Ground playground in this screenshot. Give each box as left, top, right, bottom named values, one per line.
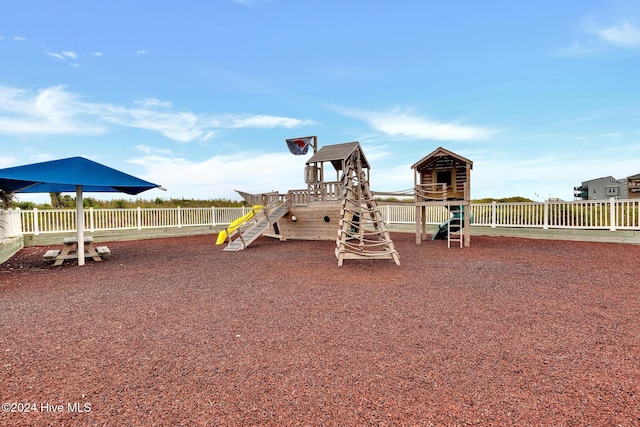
left=1, top=232, right=638, bottom=425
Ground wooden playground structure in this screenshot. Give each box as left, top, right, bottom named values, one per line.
left=412, top=147, right=473, bottom=247
left=218, top=139, right=472, bottom=265
left=222, top=140, right=399, bottom=265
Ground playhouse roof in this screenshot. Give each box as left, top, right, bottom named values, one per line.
left=307, top=141, right=370, bottom=170
left=411, top=146, right=473, bottom=170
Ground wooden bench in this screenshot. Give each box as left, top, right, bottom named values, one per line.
left=95, top=246, right=111, bottom=256
left=43, top=241, right=111, bottom=265
left=43, top=249, right=61, bottom=261
left=63, top=236, right=94, bottom=244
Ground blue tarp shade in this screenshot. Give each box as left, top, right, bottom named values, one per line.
left=0, top=156, right=160, bottom=195
left=0, top=156, right=162, bottom=266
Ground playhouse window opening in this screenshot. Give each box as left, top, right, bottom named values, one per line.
left=437, top=170, right=453, bottom=186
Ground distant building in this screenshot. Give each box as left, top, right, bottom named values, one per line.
left=628, top=173, right=640, bottom=199
left=574, top=175, right=638, bottom=200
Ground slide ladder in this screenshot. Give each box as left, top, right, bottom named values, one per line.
left=432, top=204, right=465, bottom=248
left=223, top=199, right=289, bottom=251
left=335, top=149, right=400, bottom=266
left=447, top=204, right=464, bottom=248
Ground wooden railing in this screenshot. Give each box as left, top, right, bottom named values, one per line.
left=415, top=183, right=448, bottom=201
left=288, top=181, right=344, bottom=204
left=241, top=191, right=281, bottom=207
left=307, top=181, right=343, bottom=201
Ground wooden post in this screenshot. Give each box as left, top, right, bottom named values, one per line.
left=415, top=205, right=421, bottom=244
left=464, top=182, right=470, bottom=247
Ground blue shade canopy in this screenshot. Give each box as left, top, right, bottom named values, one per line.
left=0, top=157, right=161, bottom=195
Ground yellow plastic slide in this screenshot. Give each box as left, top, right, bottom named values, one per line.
left=216, top=205, right=264, bottom=245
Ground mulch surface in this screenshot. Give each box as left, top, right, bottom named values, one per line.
left=1, top=233, right=639, bottom=426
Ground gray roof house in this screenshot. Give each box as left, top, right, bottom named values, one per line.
left=574, top=176, right=629, bottom=200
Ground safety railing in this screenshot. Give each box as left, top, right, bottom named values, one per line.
left=415, top=183, right=448, bottom=201
left=5, top=198, right=639, bottom=236
left=17, top=206, right=251, bottom=235
left=470, top=199, right=640, bottom=230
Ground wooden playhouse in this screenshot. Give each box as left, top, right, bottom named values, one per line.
left=412, top=147, right=473, bottom=247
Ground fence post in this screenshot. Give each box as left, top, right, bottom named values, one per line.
left=33, top=208, right=40, bottom=236
left=609, top=197, right=616, bottom=231
left=543, top=200, right=549, bottom=230
left=89, top=207, right=95, bottom=232
left=491, top=201, right=497, bottom=228
left=12, top=208, right=23, bottom=237
left=137, top=207, right=142, bottom=230
left=177, top=206, right=182, bottom=228
left=211, top=206, right=216, bottom=226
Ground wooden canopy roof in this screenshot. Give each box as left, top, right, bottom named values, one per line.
left=411, top=146, right=473, bottom=171
left=306, top=141, right=370, bottom=171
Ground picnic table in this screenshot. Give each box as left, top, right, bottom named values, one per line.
left=43, top=236, right=111, bottom=266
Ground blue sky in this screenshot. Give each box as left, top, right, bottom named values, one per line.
left=1, top=0, right=639, bottom=203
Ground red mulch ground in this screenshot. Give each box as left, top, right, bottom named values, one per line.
left=0, top=233, right=638, bottom=426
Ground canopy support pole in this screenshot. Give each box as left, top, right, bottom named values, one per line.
left=76, top=185, right=85, bottom=266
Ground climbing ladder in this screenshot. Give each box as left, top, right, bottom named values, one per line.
left=335, top=149, right=400, bottom=266
left=447, top=204, right=464, bottom=248
left=223, top=199, right=289, bottom=251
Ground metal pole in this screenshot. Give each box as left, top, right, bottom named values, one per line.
left=76, top=185, right=85, bottom=266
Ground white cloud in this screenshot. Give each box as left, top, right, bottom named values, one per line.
left=44, top=51, right=65, bottom=60
left=471, top=153, right=640, bottom=201
left=136, top=98, right=172, bottom=108
left=135, top=144, right=173, bottom=156
left=13, top=36, right=27, bottom=42
left=102, top=107, right=211, bottom=142
left=228, top=114, right=314, bottom=129
left=596, top=21, right=640, bottom=47
left=128, top=151, right=306, bottom=200
left=339, top=107, right=497, bottom=141
left=0, top=85, right=105, bottom=135
left=135, top=147, right=638, bottom=202
left=43, top=49, right=81, bottom=67
left=42, top=49, right=97, bottom=67
left=370, top=163, right=414, bottom=194
left=0, top=85, right=314, bottom=142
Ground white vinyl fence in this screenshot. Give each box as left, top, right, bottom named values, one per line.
left=17, top=206, right=253, bottom=235
left=0, top=209, right=22, bottom=242
left=3, top=198, right=640, bottom=237
left=469, top=199, right=640, bottom=230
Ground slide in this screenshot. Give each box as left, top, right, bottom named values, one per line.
left=432, top=216, right=461, bottom=240
left=432, top=208, right=467, bottom=240
left=216, top=205, right=264, bottom=245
